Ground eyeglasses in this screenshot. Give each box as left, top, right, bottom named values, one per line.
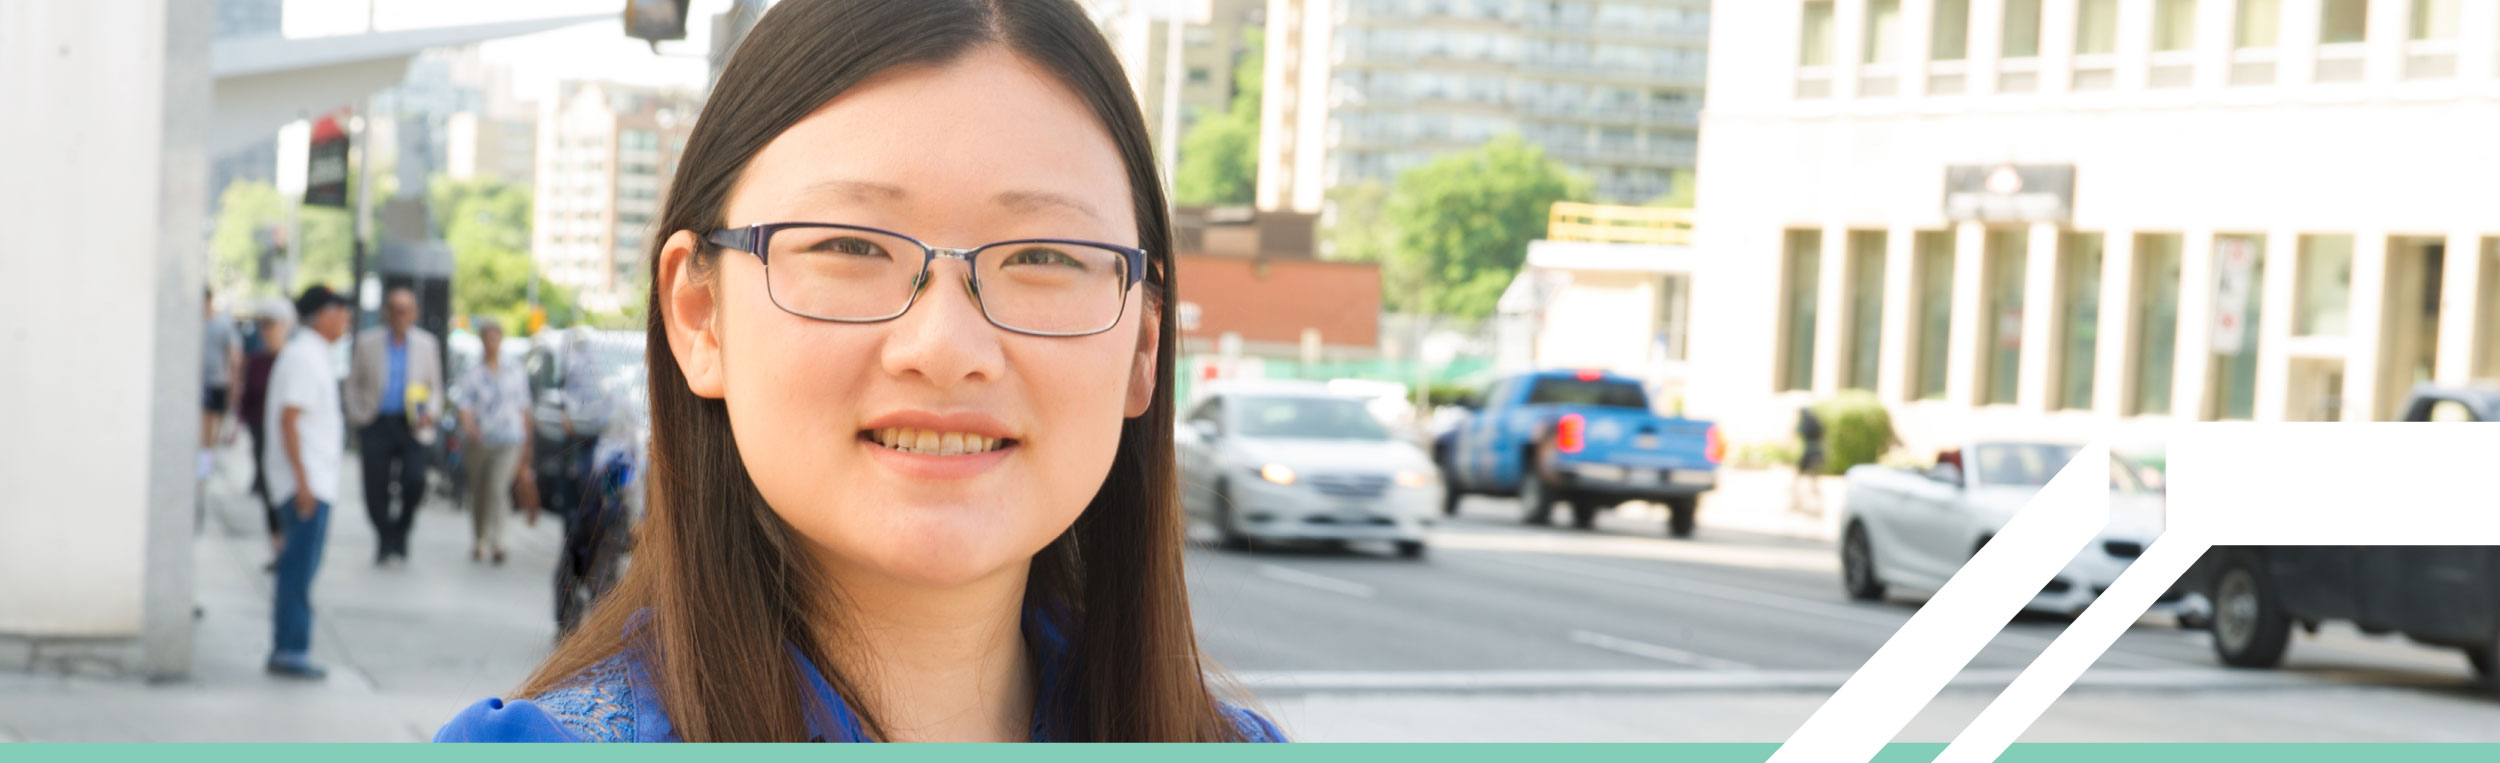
left=703, top=222, right=1150, bottom=338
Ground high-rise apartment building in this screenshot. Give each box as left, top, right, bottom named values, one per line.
left=531, top=81, right=698, bottom=313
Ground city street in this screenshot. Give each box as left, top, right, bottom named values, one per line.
left=4, top=440, right=2496, bottom=742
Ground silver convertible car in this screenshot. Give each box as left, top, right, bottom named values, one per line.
left=1178, top=382, right=1443, bottom=559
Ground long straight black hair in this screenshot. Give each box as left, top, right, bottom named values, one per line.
left=516, top=0, right=1241, bottom=742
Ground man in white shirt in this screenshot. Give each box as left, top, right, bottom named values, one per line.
left=262, top=285, right=352, bottom=680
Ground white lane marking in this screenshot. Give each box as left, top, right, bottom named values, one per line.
left=1223, top=667, right=2342, bottom=693
left=1568, top=629, right=1755, bottom=671
left=1256, top=564, right=1376, bottom=599
left=1772, top=445, right=2110, bottom=763
left=1465, top=543, right=2195, bottom=670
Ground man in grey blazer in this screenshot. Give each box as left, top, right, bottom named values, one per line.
left=346, top=286, right=444, bottom=565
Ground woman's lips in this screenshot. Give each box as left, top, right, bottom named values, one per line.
left=858, top=431, right=1017, bottom=480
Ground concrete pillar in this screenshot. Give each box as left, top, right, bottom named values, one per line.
left=2171, top=229, right=2218, bottom=421
left=2461, top=0, right=2500, bottom=81
left=2114, top=0, right=2154, bottom=89
left=2039, top=0, right=2080, bottom=92
left=1814, top=224, right=1853, bottom=396
left=2365, top=0, right=2408, bottom=86
left=2018, top=222, right=2063, bottom=412
left=1878, top=224, right=1921, bottom=404
left=1835, top=0, right=1868, bottom=99
left=2254, top=230, right=2302, bottom=422
left=0, top=0, right=209, bottom=677
left=1970, top=0, right=2006, bottom=92
left=2192, top=0, right=2237, bottom=89
left=2436, top=230, right=2487, bottom=386
left=1948, top=222, right=1988, bottom=406
left=1903, top=0, right=1938, bottom=95
left=2281, top=0, right=2323, bottom=85
left=2342, top=232, right=2392, bottom=422
left=2094, top=230, right=2139, bottom=418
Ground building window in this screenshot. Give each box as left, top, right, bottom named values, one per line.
left=2154, top=0, right=2199, bottom=50
left=2133, top=234, right=2185, bottom=417
left=1187, top=67, right=1212, bottom=85
left=2076, top=0, right=2120, bottom=55
left=1845, top=231, right=1887, bottom=392
left=1864, top=0, right=1903, bottom=63
left=2234, top=0, right=2282, bottom=84
left=2211, top=235, right=2267, bottom=421
left=2003, top=0, right=2045, bottom=58
left=1800, top=0, right=1837, bottom=101
left=2295, top=234, right=2355, bottom=336
left=1781, top=229, right=1823, bottom=392
left=2059, top=233, right=2104, bottom=411
left=2407, top=0, right=2461, bottom=78
left=2413, top=0, right=2461, bottom=38
left=2321, top=0, right=2369, bottom=43
left=1913, top=232, right=1955, bottom=401
left=1982, top=230, right=2027, bottom=406
left=1931, top=0, right=1971, bottom=60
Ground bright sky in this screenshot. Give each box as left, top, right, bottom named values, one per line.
left=282, top=0, right=742, bottom=101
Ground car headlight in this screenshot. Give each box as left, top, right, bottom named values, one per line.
left=1258, top=464, right=1297, bottom=485
left=1394, top=469, right=1435, bottom=488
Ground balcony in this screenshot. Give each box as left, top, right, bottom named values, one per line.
left=1546, top=202, right=1695, bottom=246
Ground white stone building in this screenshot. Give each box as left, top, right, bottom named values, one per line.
left=1689, top=0, right=2500, bottom=451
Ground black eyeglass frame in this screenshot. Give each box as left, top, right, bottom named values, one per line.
left=702, top=222, right=1152, bottom=338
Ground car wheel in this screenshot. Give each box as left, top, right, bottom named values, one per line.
left=1520, top=461, right=1556, bottom=526
left=2210, top=554, right=2292, bottom=668
left=1569, top=501, right=1600, bottom=530
left=1664, top=496, right=1698, bottom=539
left=1843, top=522, right=1887, bottom=601
left=1395, top=540, right=1426, bottom=560
left=1213, top=481, right=1251, bottom=552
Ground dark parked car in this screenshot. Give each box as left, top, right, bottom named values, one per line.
left=2180, top=384, right=2500, bottom=693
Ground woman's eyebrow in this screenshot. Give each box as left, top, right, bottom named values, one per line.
left=796, top=179, right=1102, bottom=223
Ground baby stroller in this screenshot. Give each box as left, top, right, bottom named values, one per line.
left=555, top=445, right=638, bottom=638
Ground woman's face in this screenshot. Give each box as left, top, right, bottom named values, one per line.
left=661, top=48, right=1158, bottom=590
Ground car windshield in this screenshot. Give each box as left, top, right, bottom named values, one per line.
left=1524, top=378, right=1648, bottom=408
left=1234, top=396, right=1392, bottom=441
left=1974, top=443, right=2081, bottom=487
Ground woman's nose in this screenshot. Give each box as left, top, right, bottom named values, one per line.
left=878, top=259, right=1005, bottom=387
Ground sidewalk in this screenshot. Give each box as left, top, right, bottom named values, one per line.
left=0, top=438, right=567, bottom=742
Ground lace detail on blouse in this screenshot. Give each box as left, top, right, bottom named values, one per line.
left=528, top=656, right=639, bottom=743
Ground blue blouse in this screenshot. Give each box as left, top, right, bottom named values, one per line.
left=434, top=608, right=1286, bottom=743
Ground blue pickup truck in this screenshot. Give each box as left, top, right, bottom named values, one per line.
left=1433, top=369, right=1723, bottom=537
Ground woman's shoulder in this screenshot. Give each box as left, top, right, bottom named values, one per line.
left=435, top=654, right=659, bottom=743
left=1219, top=701, right=1289, bottom=742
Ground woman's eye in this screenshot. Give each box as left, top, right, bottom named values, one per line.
left=804, top=237, right=888, bottom=257
left=1002, top=247, right=1086, bottom=270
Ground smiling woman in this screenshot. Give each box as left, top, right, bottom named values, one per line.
left=432, top=0, right=1282, bottom=744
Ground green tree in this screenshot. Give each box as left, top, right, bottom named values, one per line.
left=1382, top=134, right=1589, bottom=319
left=1170, top=28, right=1263, bottom=205
left=1647, top=168, right=1698, bottom=209
left=430, top=176, right=573, bottom=335
left=1320, top=180, right=1395, bottom=264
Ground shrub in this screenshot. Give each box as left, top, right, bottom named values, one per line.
left=1808, top=392, right=1895, bottom=476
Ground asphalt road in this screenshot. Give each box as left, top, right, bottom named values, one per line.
left=1185, top=493, right=2500, bottom=742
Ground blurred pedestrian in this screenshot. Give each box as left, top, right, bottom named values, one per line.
left=434, top=0, right=1282, bottom=742
left=239, top=298, right=295, bottom=569
left=264, top=284, right=352, bottom=680
left=451, top=318, right=534, bottom=564
left=346, top=286, right=443, bottom=565
left=201, top=288, right=242, bottom=481
left=1791, top=405, right=1826, bottom=515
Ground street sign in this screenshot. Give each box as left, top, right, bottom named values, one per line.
left=1943, top=164, right=2075, bottom=223
left=305, top=114, right=349, bottom=208
left=2212, top=237, right=2257, bottom=355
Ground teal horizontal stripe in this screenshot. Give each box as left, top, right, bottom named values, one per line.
left=11, top=743, right=2500, bottom=762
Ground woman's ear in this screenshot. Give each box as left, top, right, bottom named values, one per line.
left=1122, top=292, right=1162, bottom=418
left=659, top=230, right=726, bottom=399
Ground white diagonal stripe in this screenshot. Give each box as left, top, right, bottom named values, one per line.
left=1936, top=536, right=2211, bottom=762
left=1769, top=444, right=2109, bottom=763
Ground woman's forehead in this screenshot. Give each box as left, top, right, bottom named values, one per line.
left=727, top=49, right=1135, bottom=235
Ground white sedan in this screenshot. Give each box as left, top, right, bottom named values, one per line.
left=1178, top=383, right=1442, bottom=559
left=1838, top=442, right=2172, bottom=616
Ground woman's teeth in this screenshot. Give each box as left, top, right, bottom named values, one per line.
left=870, top=427, right=1008, bottom=456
